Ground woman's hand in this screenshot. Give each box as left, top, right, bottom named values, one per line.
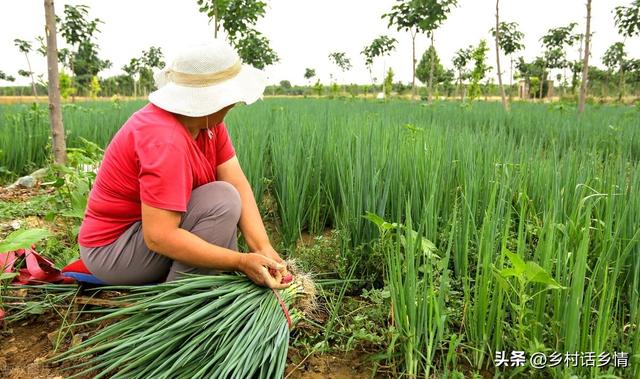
left=237, top=253, right=290, bottom=289
left=254, top=245, right=289, bottom=276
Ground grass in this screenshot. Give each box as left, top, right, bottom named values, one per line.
left=1, top=98, right=639, bottom=377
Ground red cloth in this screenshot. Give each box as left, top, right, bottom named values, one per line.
left=61, top=259, right=92, bottom=274
left=78, top=103, right=236, bottom=247
left=2, top=248, right=74, bottom=285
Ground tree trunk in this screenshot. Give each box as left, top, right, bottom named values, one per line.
left=509, top=56, right=514, bottom=100
left=214, top=13, right=219, bottom=38
left=427, top=32, right=435, bottom=104
left=618, top=66, right=625, bottom=102
left=411, top=30, right=417, bottom=100
left=578, top=0, right=591, bottom=113
left=25, top=53, right=39, bottom=100
left=44, top=0, right=67, bottom=166
left=495, top=0, right=508, bottom=111
left=539, top=63, right=546, bottom=101
left=458, top=71, right=463, bottom=101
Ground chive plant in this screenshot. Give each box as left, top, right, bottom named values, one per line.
left=51, top=274, right=315, bottom=379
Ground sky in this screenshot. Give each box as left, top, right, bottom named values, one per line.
left=1, top=0, right=639, bottom=87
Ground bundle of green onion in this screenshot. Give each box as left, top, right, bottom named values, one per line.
left=51, top=273, right=316, bottom=379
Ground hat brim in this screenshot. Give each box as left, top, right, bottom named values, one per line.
left=148, top=64, right=267, bottom=117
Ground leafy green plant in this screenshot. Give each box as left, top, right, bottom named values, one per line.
left=494, top=249, right=565, bottom=350
left=0, top=228, right=51, bottom=254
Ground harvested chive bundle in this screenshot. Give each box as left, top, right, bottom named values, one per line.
left=51, top=273, right=316, bottom=379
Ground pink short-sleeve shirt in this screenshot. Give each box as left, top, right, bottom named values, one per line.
left=78, top=103, right=236, bottom=247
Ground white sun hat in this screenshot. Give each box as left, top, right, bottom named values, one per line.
left=148, top=40, right=267, bottom=117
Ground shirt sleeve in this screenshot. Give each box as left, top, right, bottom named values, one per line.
left=215, top=122, right=236, bottom=166
left=137, top=141, right=193, bottom=212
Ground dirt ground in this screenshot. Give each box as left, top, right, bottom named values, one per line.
left=0, top=311, right=374, bottom=379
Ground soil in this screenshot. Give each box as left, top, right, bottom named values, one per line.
left=0, top=311, right=375, bottom=379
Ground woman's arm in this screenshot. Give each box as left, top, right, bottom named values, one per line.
left=141, top=203, right=287, bottom=288
left=216, top=157, right=284, bottom=265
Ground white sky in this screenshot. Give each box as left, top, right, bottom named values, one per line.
left=1, top=0, right=639, bottom=86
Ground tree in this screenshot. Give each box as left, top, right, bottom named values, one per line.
left=232, top=29, right=279, bottom=69
left=122, top=58, right=140, bottom=97
left=59, top=72, right=76, bottom=99
left=89, top=75, right=101, bottom=98
left=121, top=47, right=166, bottom=97
left=578, top=0, right=592, bottom=114
left=416, top=46, right=452, bottom=95
left=196, top=0, right=265, bottom=39
left=59, top=4, right=111, bottom=96
left=361, top=35, right=397, bottom=95
left=539, top=23, right=580, bottom=99
left=278, top=80, right=292, bottom=94
left=382, top=2, right=421, bottom=99
left=491, top=21, right=524, bottom=100
left=13, top=39, right=39, bottom=99
left=468, top=40, right=490, bottom=101
left=139, top=47, right=166, bottom=95
left=44, top=0, right=67, bottom=166
left=303, top=68, right=316, bottom=85
left=452, top=46, right=472, bottom=100
left=492, top=0, right=508, bottom=110
left=603, top=42, right=628, bottom=101
left=516, top=56, right=549, bottom=98
left=384, top=0, right=458, bottom=102
left=384, top=68, right=394, bottom=98
left=196, top=0, right=278, bottom=70
left=328, top=52, right=352, bottom=91
left=614, top=0, right=640, bottom=38
left=418, top=0, right=458, bottom=103
left=0, top=71, right=16, bottom=83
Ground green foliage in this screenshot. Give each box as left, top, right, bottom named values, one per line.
left=452, top=45, right=472, bottom=83
left=46, top=139, right=102, bottom=221
left=468, top=40, right=490, bottom=101
left=59, top=72, right=76, bottom=99
left=121, top=46, right=165, bottom=96
left=384, top=68, right=394, bottom=97
left=59, top=4, right=111, bottom=94
left=0, top=228, right=52, bottom=254
left=490, top=21, right=525, bottom=56
left=539, top=23, right=580, bottom=73
left=279, top=80, right=291, bottom=90
left=196, top=0, right=278, bottom=69
left=303, top=68, right=315, bottom=80
left=383, top=0, right=458, bottom=35
left=416, top=46, right=453, bottom=87
left=0, top=70, right=16, bottom=82
left=232, top=29, right=279, bottom=69
left=13, top=39, right=32, bottom=54
left=603, top=42, right=627, bottom=72
left=328, top=52, right=352, bottom=72
left=516, top=56, right=550, bottom=98
left=197, top=0, right=266, bottom=38
left=361, top=35, right=397, bottom=68
left=89, top=75, right=101, bottom=98
left=312, top=80, right=323, bottom=96
left=614, top=0, right=640, bottom=38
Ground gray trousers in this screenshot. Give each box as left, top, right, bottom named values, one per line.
left=80, top=181, right=242, bottom=285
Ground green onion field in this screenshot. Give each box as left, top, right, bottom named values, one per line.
left=1, top=98, right=638, bottom=377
